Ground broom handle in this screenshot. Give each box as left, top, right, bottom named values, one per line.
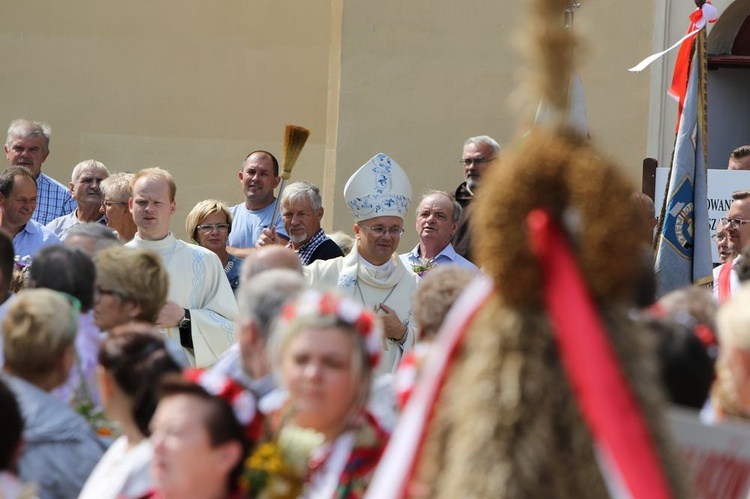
left=268, top=178, right=288, bottom=234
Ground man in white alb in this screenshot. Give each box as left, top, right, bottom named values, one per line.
left=304, top=153, right=419, bottom=374
left=125, top=167, right=237, bottom=366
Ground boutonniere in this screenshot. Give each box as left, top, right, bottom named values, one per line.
left=411, top=259, right=437, bottom=277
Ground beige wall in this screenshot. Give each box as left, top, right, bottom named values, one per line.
left=1, top=1, right=333, bottom=239
left=332, top=0, right=655, bottom=249
left=2, top=1, right=654, bottom=247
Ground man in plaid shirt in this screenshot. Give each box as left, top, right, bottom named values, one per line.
left=4, top=119, right=76, bottom=225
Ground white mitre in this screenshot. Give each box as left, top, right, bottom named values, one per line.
left=344, top=153, right=412, bottom=222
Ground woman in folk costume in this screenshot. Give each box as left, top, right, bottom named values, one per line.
left=242, top=289, right=388, bottom=498
left=365, top=0, right=688, bottom=497
left=304, top=154, right=419, bottom=375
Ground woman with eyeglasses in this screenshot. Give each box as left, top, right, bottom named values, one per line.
left=186, top=200, right=242, bottom=292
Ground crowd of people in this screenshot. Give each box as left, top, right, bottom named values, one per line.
left=0, top=118, right=489, bottom=498
left=1, top=115, right=748, bottom=498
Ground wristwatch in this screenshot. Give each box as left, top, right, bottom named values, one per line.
left=178, top=309, right=193, bottom=350
left=178, top=309, right=191, bottom=330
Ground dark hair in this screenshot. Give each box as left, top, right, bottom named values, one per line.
left=0, top=229, right=15, bottom=292
left=29, top=245, right=95, bottom=312
left=0, top=166, right=35, bottom=198
left=99, top=327, right=181, bottom=436
left=644, top=318, right=714, bottom=410
left=731, top=145, right=750, bottom=160
left=0, top=377, right=23, bottom=470
left=158, top=376, right=249, bottom=492
left=244, top=150, right=279, bottom=177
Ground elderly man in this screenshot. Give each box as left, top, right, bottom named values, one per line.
left=305, top=153, right=419, bottom=374
left=125, top=167, right=237, bottom=367
left=64, top=223, right=121, bottom=256
left=4, top=119, right=75, bottom=225
left=211, top=268, right=305, bottom=404
left=400, top=190, right=477, bottom=276
left=728, top=145, right=750, bottom=171
left=227, top=151, right=288, bottom=257
left=46, top=160, right=109, bottom=240
left=452, top=135, right=500, bottom=263
left=256, top=181, right=343, bottom=265
left=714, top=189, right=750, bottom=302
left=99, top=172, right=137, bottom=242
left=0, top=167, right=60, bottom=259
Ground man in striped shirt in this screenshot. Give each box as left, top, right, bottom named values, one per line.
left=4, top=119, right=75, bottom=225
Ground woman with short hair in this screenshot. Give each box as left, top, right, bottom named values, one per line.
left=1, top=289, right=106, bottom=498
left=146, top=374, right=250, bottom=499
left=93, top=246, right=169, bottom=332
left=186, top=200, right=242, bottom=291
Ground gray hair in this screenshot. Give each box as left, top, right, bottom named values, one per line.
left=237, top=269, right=306, bottom=340
left=464, top=135, right=500, bottom=157
left=65, top=223, right=121, bottom=252
left=280, top=181, right=322, bottom=212
left=417, top=189, right=462, bottom=223
left=6, top=119, right=52, bottom=150
left=71, top=159, right=110, bottom=183
left=100, top=172, right=134, bottom=203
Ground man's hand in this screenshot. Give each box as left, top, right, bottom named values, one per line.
left=157, top=300, right=186, bottom=328
left=379, top=303, right=407, bottom=342
left=255, top=226, right=283, bottom=248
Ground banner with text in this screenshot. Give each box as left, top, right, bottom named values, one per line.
left=655, top=168, right=750, bottom=264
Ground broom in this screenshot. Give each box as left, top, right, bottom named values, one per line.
left=269, top=124, right=311, bottom=234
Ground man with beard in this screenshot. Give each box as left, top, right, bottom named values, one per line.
left=46, top=160, right=110, bottom=240
left=255, top=181, right=343, bottom=265
left=0, top=167, right=60, bottom=260
left=451, top=135, right=499, bottom=264
left=4, top=119, right=76, bottom=225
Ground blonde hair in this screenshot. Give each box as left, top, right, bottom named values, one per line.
left=185, top=199, right=233, bottom=243
left=94, top=246, right=169, bottom=324
left=132, top=167, right=176, bottom=202
left=413, top=266, right=476, bottom=341
left=2, top=289, right=77, bottom=379
left=713, top=284, right=750, bottom=418
left=101, top=172, right=134, bottom=203
left=270, top=314, right=371, bottom=413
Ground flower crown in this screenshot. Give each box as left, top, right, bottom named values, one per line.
left=183, top=368, right=263, bottom=443
left=278, top=290, right=382, bottom=369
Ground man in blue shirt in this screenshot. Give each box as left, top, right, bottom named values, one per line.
left=400, top=190, right=478, bottom=277
left=0, top=167, right=60, bottom=260
left=4, top=119, right=76, bottom=225
left=227, top=150, right=288, bottom=258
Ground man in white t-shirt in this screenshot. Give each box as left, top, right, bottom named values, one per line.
left=227, top=151, right=288, bottom=258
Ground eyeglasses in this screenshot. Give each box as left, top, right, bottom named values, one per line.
left=720, top=217, right=750, bottom=231
left=102, top=200, right=127, bottom=207
left=712, top=233, right=728, bottom=242
left=459, top=157, right=493, bottom=166
left=358, top=224, right=404, bottom=237
left=196, top=224, right=230, bottom=233
left=95, top=286, right=120, bottom=298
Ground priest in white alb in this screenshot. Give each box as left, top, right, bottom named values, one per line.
left=304, top=153, right=419, bottom=374
left=125, top=167, right=237, bottom=367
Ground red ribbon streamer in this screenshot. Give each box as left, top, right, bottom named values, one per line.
left=527, top=209, right=672, bottom=499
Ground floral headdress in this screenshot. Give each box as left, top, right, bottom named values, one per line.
left=183, top=368, right=263, bottom=444
left=278, top=290, right=382, bottom=369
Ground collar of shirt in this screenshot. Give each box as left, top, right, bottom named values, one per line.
left=288, top=228, right=328, bottom=265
